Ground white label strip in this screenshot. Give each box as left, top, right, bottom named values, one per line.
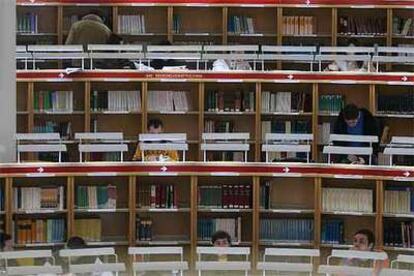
left=25, top=210, right=56, bottom=214
left=103, top=78, right=131, bottom=82
left=387, top=82, right=414, bottom=86
left=86, top=209, right=117, bottom=213
left=333, top=174, right=364, bottom=179
left=217, top=79, right=243, bottom=83
left=272, top=173, right=303, bottom=177
left=148, top=208, right=178, bottom=212
left=210, top=172, right=240, bottom=176
left=330, top=80, right=357, bottom=84
left=25, top=173, right=56, bottom=177
left=392, top=177, right=414, bottom=182
left=209, top=209, right=240, bottom=212
left=87, top=172, right=118, bottom=177
left=148, top=172, right=178, bottom=176
left=332, top=211, right=367, bottom=216
left=160, top=79, right=187, bottom=82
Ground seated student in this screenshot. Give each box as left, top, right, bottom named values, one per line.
left=133, top=119, right=179, bottom=162
left=334, top=104, right=380, bottom=164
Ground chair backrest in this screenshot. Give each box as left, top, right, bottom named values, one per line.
left=88, top=44, right=144, bottom=68
left=75, top=132, right=124, bottom=142
left=6, top=264, right=63, bottom=276
left=260, top=45, right=316, bottom=62
left=196, top=246, right=251, bottom=274
left=28, top=44, right=87, bottom=69
left=317, top=46, right=375, bottom=62
left=380, top=268, right=414, bottom=276
left=146, top=45, right=202, bottom=60
left=15, top=133, right=67, bottom=163
left=138, top=133, right=188, bottom=161
left=202, top=45, right=259, bottom=61
left=328, top=249, right=388, bottom=264
left=262, top=133, right=313, bottom=162
left=329, top=134, right=378, bottom=144
left=384, top=136, right=414, bottom=165
left=373, top=46, right=414, bottom=65
left=75, top=132, right=127, bottom=162
left=0, top=250, right=55, bottom=269
left=201, top=132, right=250, bottom=162
left=391, top=254, right=414, bottom=269
left=318, top=264, right=374, bottom=276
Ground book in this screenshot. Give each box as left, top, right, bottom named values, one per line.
left=74, top=218, right=101, bottom=242
left=198, top=184, right=252, bottom=209
left=14, top=186, right=64, bottom=211
left=198, top=217, right=241, bottom=243
left=76, top=185, right=117, bottom=209
left=260, top=218, right=313, bottom=243
left=91, top=90, right=141, bottom=113
left=321, top=219, right=344, bottom=244
left=283, top=16, right=315, bottom=35
left=15, top=219, right=65, bottom=244
left=322, top=188, right=373, bottom=213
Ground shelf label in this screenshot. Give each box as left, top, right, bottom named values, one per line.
left=329, top=80, right=357, bottom=84
left=87, top=172, right=118, bottom=177
left=24, top=209, right=56, bottom=214
left=333, top=174, right=363, bottom=179
left=392, top=177, right=414, bottom=182
left=160, top=79, right=187, bottom=82
left=25, top=173, right=56, bottom=178
left=332, top=211, right=368, bottom=216
left=86, top=209, right=117, bottom=213
left=103, top=78, right=131, bottom=82
left=209, top=209, right=240, bottom=212
left=272, top=173, right=303, bottom=177
left=148, top=208, right=178, bottom=212
left=217, top=79, right=243, bottom=83
left=148, top=172, right=178, bottom=176
left=210, top=172, right=240, bottom=176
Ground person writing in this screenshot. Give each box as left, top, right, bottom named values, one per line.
left=133, top=119, right=179, bottom=161
left=333, top=104, right=380, bottom=164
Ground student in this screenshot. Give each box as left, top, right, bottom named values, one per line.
left=65, top=13, right=111, bottom=48
left=133, top=119, right=179, bottom=161
left=333, top=104, right=380, bottom=164
left=211, top=230, right=231, bottom=248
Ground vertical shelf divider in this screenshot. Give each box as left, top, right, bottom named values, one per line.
left=129, top=175, right=137, bottom=246
left=198, top=82, right=205, bottom=161
left=252, top=175, right=260, bottom=274
left=190, top=175, right=198, bottom=273
left=312, top=83, right=319, bottom=162
left=5, top=177, right=13, bottom=236
left=375, top=179, right=384, bottom=250
left=67, top=176, right=75, bottom=239
left=255, top=82, right=262, bottom=162
left=331, top=7, right=337, bottom=46
left=222, top=7, right=228, bottom=45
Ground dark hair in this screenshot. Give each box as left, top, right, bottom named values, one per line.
left=354, top=229, right=375, bottom=247
left=343, top=104, right=359, bottom=120
left=67, top=236, right=87, bottom=249
left=211, top=230, right=231, bottom=245
left=0, top=233, right=12, bottom=250
left=147, top=118, right=163, bottom=130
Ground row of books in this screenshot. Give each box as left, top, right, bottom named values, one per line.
left=338, top=16, right=386, bottom=35
left=137, top=184, right=178, bottom=209
left=14, top=187, right=64, bottom=211
left=322, top=188, right=373, bottom=213
left=33, top=121, right=72, bottom=140
left=384, top=188, right=414, bottom=214
left=198, top=185, right=252, bottom=209
left=393, top=16, right=414, bottom=36
left=91, top=90, right=141, bottom=113
left=136, top=218, right=153, bottom=241
left=282, top=16, right=315, bottom=36
left=204, top=120, right=234, bottom=133
left=376, top=94, right=414, bottom=115
left=198, top=217, right=241, bottom=243
left=260, top=219, right=314, bottom=243
left=317, top=122, right=332, bottom=145
left=76, top=185, right=117, bottom=209
left=148, top=91, right=191, bottom=112
left=17, top=13, right=38, bottom=34
left=321, top=219, right=344, bottom=244
left=34, top=91, right=73, bottom=113
left=15, top=219, right=65, bottom=244
left=205, top=90, right=255, bottom=112
left=228, top=15, right=255, bottom=34
left=118, top=15, right=146, bottom=35
left=260, top=182, right=271, bottom=210
left=261, top=91, right=311, bottom=114
left=172, top=15, right=181, bottom=34
left=319, top=94, right=344, bottom=114
left=74, top=218, right=101, bottom=242
left=261, top=120, right=310, bottom=139
left=384, top=221, right=414, bottom=248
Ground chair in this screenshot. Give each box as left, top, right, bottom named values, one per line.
left=0, top=250, right=62, bottom=276
left=16, top=133, right=67, bottom=163
left=257, top=248, right=320, bottom=275
left=380, top=268, right=414, bottom=275
left=323, top=134, right=378, bottom=165
left=28, top=45, right=87, bottom=69
left=146, top=45, right=202, bottom=70
left=202, top=45, right=259, bottom=70
left=128, top=246, right=188, bottom=276
left=373, top=46, right=414, bottom=71
left=16, top=45, right=32, bottom=70
left=196, top=246, right=251, bottom=276
left=75, top=132, right=128, bottom=162
left=383, top=136, right=414, bottom=166
left=262, top=133, right=313, bottom=163
left=259, top=45, right=316, bottom=71
left=316, top=46, right=375, bottom=72
left=88, top=44, right=144, bottom=69
left=138, top=133, right=188, bottom=162
left=59, top=247, right=125, bottom=276
left=391, top=254, right=414, bottom=269
left=201, top=132, right=250, bottom=162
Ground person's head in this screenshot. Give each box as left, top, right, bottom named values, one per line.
left=81, top=13, right=104, bottom=24
left=211, top=230, right=231, bottom=247
left=67, top=236, right=87, bottom=249
left=0, top=233, right=12, bottom=251
left=147, top=119, right=164, bottom=134
left=353, top=229, right=375, bottom=251
left=343, top=104, right=360, bottom=128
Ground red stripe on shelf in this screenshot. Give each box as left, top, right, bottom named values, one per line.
left=16, top=71, right=414, bottom=83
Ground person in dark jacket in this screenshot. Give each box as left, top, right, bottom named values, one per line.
left=333, top=104, right=380, bottom=164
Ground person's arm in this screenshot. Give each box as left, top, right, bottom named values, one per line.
left=132, top=146, right=143, bottom=161
left=65, top=23, right=77, bottom=45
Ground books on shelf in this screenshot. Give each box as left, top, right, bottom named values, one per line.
left=15, top=219, right=65, bottom=244
left=33, top=121, right=72, bottom=140
left=319, top=94, right=344, bottom=114
left=34, top=91, right=73, bottom=113
left=384, top=187, right=414, bottom=214
left=321, top=219, right=344, bottom=244
left=338, top=16, right=386, bottom=35
left=260, top=218, right=313, bottom=243
left=198, top=184, right=252, bottom=209
left=393, top=16, right=414, bottom=36
left=204, top=120, right=234, bottom=133
left=118, top=15, right=145, bottom=35
left=261, top=91, right=311, bottom=114
left=260, top=182, right=271, bottom=210
left=173, top=14, right=181, bottom=34
left=198, top=217, right=241, bottom=243
left=283, top=16, right=315, bottom=36
left=76, top=185, right=117, bottom=210
left=148, top=91, right=190, bottom=112
left=377, top=93, right=414, bottom=115
left=206, top=90, right=254, bottom=112
left=317, top=122, right=332, bottom=145
left=136, top=217, right=152, bottom=241
left=384, top=221, right=414, bottom=248
left=14, top=187, right=64, bottom=211
left=228, top=15, right=255, bottom=34
left=322, top=188, right=373, bottom=213
left=17, top=13, right=38, bottom=34
left=91, top=90, right=141, bottom=113
left=137, top=184, right=178, bottom=209
left=74, top=218, right=101, bottom=242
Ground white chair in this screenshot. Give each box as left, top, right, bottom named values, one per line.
left=260, top=45, right=316, bottom=71
left=28, top=45, right=87, bottom=69
left=0, top=250, right=62, bottom=275
left=75, top=132, right=128, bottom=162
left=88, top=44, right=144, bottom=69
left=201, top=132, right=250, bottom=162
left=146, top=45, right=202, bottom=69
left=391, top=254, right=414, bottom=270
left=59, top=247, right=125, bottom=276
left=16, top=45, right=32, bottom=70
left=128, top=246, right=188, bottom=276
left=16, top=133, right=67, bottom=163
left=318, top=264, right=374, bottom=276
left=380, top=268, right=414, bottom=276
left=323, top=134, right=378, bottom=165
left=373, top=46, right=414, bottom=71
left=262, top=133, right=313, bottom=163
left=257, top=248, right=320, bottom=275
left=316, top=46, right=375, bottom=72
left=138, top=133, right=188, bottom=162
left=202, top=45, right=259, bottom=70
left=196, top=246, right=251, bottom=276
left=383, top=136, right=414, bottom=166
